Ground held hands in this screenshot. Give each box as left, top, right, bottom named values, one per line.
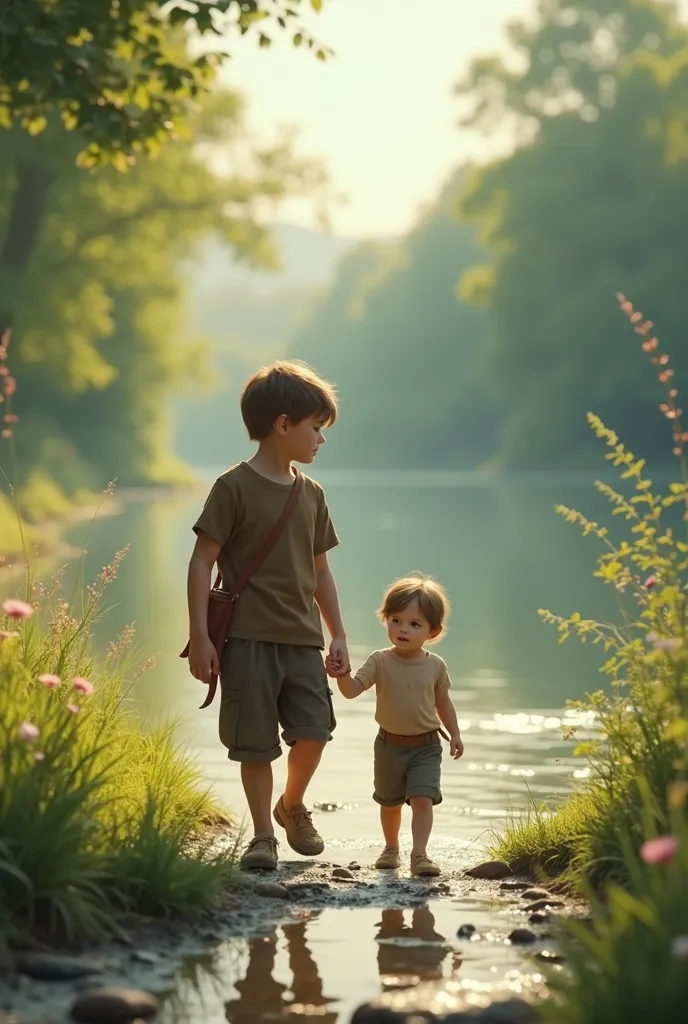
left=325, top=636, right=350, bottom=677
left=188, top=635, right=220, bottom=685
left=449, top=733, right=464, bottom=760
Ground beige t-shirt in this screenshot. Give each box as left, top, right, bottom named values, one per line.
left=193, top=462, right=339, bottom=647
left=354, top=648, right=451, bottom=735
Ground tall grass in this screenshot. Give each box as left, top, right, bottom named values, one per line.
left=0, top=540, right=235, bottom=946
left=493, top=295, right=688, bottom=891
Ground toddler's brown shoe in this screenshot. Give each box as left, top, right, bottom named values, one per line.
left=375, top=845, right=401, bottom=869
left=410, top=852, right=440, bottom=877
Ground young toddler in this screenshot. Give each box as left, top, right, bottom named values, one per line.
left=327, top=576, right=463, bottom=876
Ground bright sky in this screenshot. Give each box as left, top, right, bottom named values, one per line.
left=219, top=0, right=530, bottom=238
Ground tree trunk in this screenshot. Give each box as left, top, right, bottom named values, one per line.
left=0, top=160, right=54, bottom=344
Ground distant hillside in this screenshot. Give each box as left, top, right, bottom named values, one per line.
left=187, top=223, right=355, bottom=297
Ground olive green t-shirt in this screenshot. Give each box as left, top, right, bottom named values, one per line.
left=193, top=462, right=339, bottom=647
left=354, top=648, right=451, bottom=735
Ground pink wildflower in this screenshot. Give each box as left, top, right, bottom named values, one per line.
left=671, top=936, right=688, bottom=961
left=72, top=677, right=94, bottom=695
left=2, top=598, right=34, bottom=620
left=640, top=834, right=679, bottom=865
left=646, top=632, right=683, bottom=652
left=39, top=673, right=61, bottom=689
left=66, top=704, right=80, bottom=715
left=644, top=575, right=657, bottom=589
left=18, top=722, right=39, bottom=742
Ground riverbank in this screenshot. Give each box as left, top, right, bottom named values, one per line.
left=0, top=836, right=587, bottom=1024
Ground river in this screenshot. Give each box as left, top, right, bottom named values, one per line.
left=45, top=469, right=614, bottom=1020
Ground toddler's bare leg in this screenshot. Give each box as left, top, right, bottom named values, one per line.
left=380, top=804, right=402, bottom=847
left=409, top=796, right=433, bottom=857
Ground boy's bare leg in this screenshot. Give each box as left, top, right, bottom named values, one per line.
left=281, top=739, right=326, bottom=811
left=380, top=804, right=402, bottom=848
left=241, top=762, right=274, bottom=836
left=409, top=796, right=433, bottom=856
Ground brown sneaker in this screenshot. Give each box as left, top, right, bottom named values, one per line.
left=240, top=834, right=279, bottom=871
left=410, top=853, right=440, bottom=877
left=375, top=846, right=400, bottom=870
left=273, top=797, right=324, bottom=856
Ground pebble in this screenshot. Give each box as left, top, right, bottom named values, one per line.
left=523, top=898, right=564, bottom=913
left=254, top=881, right=290, bottom=899
left=331, top=867, right=355, bottom=880
left=348, top=862, right=362, bottom=871
left=499, top=881, right=530, bottom=891
left=286, top=882, right=331, bottom=894
left=520, top=888, right=552, bottom=901
left=457, top=924, right=477, bottom=939
left=536, top=949, right=565, bottom=964
left=508, top=928, right=537, bottom=945
left=70, top=987, right=159, bottom=1023
left=528, top=913, right=551, bottom=925
left=17, top=953, right=105, bottom=981
left=464, top=860, right=513, bottom=880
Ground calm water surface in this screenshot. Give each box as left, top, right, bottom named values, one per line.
left=22, top=470, right=615, bottom=1020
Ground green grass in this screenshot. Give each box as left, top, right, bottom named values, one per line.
left=0, top=549, right=236, bottom=946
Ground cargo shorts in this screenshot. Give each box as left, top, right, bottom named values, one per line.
left=218, top=638, right=336, bottom=763
left=373, top=733, right=443, bottom=807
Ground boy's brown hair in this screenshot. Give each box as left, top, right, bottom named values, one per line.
left=378, top=575, right=449, bottom=637
left=240, top=360, right=338, bottom=441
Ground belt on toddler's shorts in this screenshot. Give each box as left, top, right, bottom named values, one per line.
left=378, top=727, right=449, bottom=747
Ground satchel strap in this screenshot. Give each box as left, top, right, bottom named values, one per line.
left=213, top=467, right=303, bottom=597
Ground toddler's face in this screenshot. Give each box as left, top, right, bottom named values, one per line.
left=386, top=598, right=436, bottom=653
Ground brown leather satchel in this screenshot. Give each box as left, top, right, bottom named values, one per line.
left=180, top=468, right=303, bottom=708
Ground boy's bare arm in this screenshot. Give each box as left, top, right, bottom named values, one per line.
left=187, top=532, right=222, bottom=683
left=314, top=552, right=349, bottom=671
left=435, top=690, right=464, bottom=759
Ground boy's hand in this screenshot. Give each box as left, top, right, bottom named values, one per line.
left=188, top=635, right=220, bottom=684
left=449, top=733, right=464, bottom=759
left=326, top=637, right=350, bottom=677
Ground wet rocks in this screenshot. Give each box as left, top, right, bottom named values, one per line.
left=351, top=995, right=536, bottom=1022
left=464, top=860, right=512, bottom=880
left=520, top=888, right=552, bottom=901
left=536, top=950, right=565, bottom=965
left=17, top=953, right=105, bottom=981
left=528, top=913, right=550, bottom=925
left=507, top=927, right=537, bottom=945
left=253, top=881, right=290, bottom=899
left=523, top=899, right=564, bottom=913
left=70, top=987, right=158, bottom=1023
left=457, top=924, right=476, bottom=939
left=499, top=881, right=530, bottom=892
left=332, top=867, right=355, bottom=880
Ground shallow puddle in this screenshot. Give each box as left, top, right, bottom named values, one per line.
left=159, top=897, right=550, bottom=1023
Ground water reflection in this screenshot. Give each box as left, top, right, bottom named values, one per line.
left=376, top=906, right=458, bottom=986
left=224, top=918, right=338, bottom=1023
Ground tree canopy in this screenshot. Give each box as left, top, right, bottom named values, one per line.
left=456, top=0, right=688, bottom=467
left=0, top=1, right=329, bottom=167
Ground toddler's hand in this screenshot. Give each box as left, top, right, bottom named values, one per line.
left=450, top=733, right=464, bottom=759
left=326, top=637, right=350, bottom=677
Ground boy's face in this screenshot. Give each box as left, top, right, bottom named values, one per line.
left=386, top=598, right=438, bottom=654
left=278, top=413, right=328, bottom=464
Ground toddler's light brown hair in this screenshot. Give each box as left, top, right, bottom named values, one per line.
left=378, top=575, right=449, bottom=637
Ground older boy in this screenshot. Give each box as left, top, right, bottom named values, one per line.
left=187, top=361, right=348, bottom=871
